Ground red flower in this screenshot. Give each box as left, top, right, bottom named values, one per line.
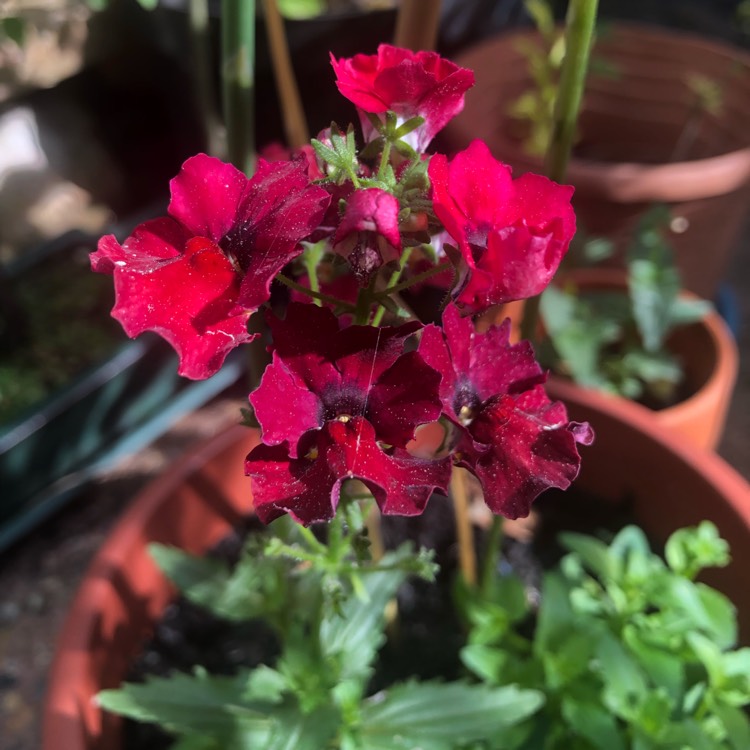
left=330, top=44, right=474, bottom=152
left=333, top=188, right=401, bottom=282
left=419, top=304, right=593, bottom=519
left=429, top=140, right=576, bottom=312
left=90, top=154, right=330, bottom=379
left=245, top=302, right=451, bottom=524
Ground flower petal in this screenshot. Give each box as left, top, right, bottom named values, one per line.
left=367, top=351, right=443, bottom=447
left=249, top=352, right=323, bottom=456
left=101, top=231, right=253, bottom=379
left=245, top=417, right=452, bottom=525
left=168, top=153, right=249, bottom=242
left=463, top=387, right=592, bottom=519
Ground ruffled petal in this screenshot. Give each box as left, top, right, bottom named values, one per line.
left=245, top=417, right=452, bottom=525
left=168, top=154, right=249, bottom=242
left=462, top=387, right=592, bottom=519
left=93, top=226, right=253, bottom=380
left=367, top=351, right=443, bottom=447
left=249, top=353, right=323, bottom=457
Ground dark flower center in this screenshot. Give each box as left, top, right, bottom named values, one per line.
left=452, top=379, right=481, bottom=425
left=322, top=383, right=367, bottom=423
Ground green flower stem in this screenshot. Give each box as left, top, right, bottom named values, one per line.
left=371, top=246, right=414, bottom=327
left=520, top=0, right=599, bottom=344
left=544, top=0, right=599, bottom=183
left=353, top=275, right=377, bottom=325
left=221, top=0, right=255, bottom=175
left=301, top=240, right=327, bottom=306
left=276, top=273, right=357, bottom=311
left=377, top=140, right=392, bottom=180
left=189, top=0, right=221, bottom=155
left=371, top=260, right=452, bottom=301
left=480, top=515, right=504, bottom=595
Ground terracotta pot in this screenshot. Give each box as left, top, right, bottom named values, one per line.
left=42, top=422, right=260, bottom=750
left=44, top=403, right=750, bottom=747
left=545, top=377, right=750, bottom=644
left=547, top=268, right=738, bottom=451
left=441, top=23, right=750, bottom=300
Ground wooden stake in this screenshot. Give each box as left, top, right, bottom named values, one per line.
left=262, top=0, right=310, bottom=148
left=394, top=0, right=442, bottom=51
left=451, top=467, right=477, bottom=586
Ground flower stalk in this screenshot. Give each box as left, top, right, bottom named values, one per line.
left=221, top=0, right=256, bottom=174
left=521, top=0, right=599, bottom=344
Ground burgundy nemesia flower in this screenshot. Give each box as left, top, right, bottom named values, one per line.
left=90, top=154, right=330, bottom=379
left=330, top=44, right=474, bottom=152
left=419, top=304, right=593, bottom=519
left=429, top=139, right=576, bottom=313
left=333, top=188, right=402, bottom=282
left=245, top=302, right=451, bottom=524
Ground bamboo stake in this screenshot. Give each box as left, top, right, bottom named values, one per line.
left=262, top=0, right=310, bottom=148
left=451, top=467, right=477, bottom=586
left=394, top=0, right=442, bottom=51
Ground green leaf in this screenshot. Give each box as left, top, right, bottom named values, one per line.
left=559, top=531, right=615, bottom=580
left=320, top=546, right=410, bottom=682
left=561, top=697, right=626, bottom=750
left=1, top=17, right=25, bottom=46
left=713, top=703, right=750, bottom=749
left=148, top=543, right=276, bottom=623
left=669, top=296, right=713, bottom=326
left=263, top=702, right=340, bottom=750
left=535, top=572, right=576, bottom=652
left=135, top=0, right=159, bottom=9
left=359, top=681, right=543, bottom=750
left=97, top=668, right=274, bottom=743
left=461, top=644, right=508, bottom=684
left=596, top=632, right=649, bottom=719
left=276, top=0, right=327, bottom=19
left=623, top=625, right=684, bottom=700
left=664, top=521, right=730, bottom=580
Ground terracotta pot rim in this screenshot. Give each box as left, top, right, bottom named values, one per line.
left=548, top=377, right=750, bottom=527
left=550, top=267, right=738, bottom=424
left=42, top=419, right=249, bottom=746
left=451, top=22, right=750, bottom=202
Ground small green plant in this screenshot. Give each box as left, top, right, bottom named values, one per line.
left=508, top=0, right=567, bottom=157
left=538, top=206, right=711, bottom=405
left=98, top=506, right=544, bottom=749
left=459, top=521, right=750, bottom=749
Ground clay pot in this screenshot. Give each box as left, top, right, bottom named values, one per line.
left=42, top=422, right=259, bottom=750
left=43, top=400, right=750, bottom=747
left=545, top=377, right=750, bottom=643
left=441, top=23, right=750, bottom=300
left=547, top=268, right=738, bottom=450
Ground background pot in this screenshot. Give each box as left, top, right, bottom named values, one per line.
left=42, top=421, right=259, bottom=750
left=44, top=398, right=750, bottom=748
left=546, top=268, right=739, bottom=451
left=440, top=22, right=750, bottom=301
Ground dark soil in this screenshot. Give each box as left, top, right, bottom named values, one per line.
left=121, top=486, right=636, bottom=749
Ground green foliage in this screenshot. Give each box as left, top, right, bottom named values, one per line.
left=460, top=522, right=750, bottom=749
left=357, top=680, right=543, bottom=750
left=539, top=206, right=712, bottom=405
left=104, top=502, right=539, bottom=748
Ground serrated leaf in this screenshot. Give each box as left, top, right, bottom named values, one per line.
left=149, top=543, right=272, bottom=623
left=359, top=681, right=543, bottom=750
left=97, top=668, right=274, bottom=743
left=461, top=644, right=508, bottom=683
left=320, top=546, right=410, bottom=681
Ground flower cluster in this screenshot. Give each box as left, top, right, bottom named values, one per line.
left=92, top=44, right=592, bottom=526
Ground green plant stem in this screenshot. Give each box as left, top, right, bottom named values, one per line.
left=544, top=0, right=599, bottom=183
left=221, top=0, right=255, bottom=174
left=371, top=261, right=452, bottom=301
left=276, top=273, right=356, bottom=311
left=480, top=516, right=504, bottom=595
left=371, top=247, right=414, bottom=326
left=521, top=0, right=599, bottom=344
left=189, top=0, right=221, bottom=156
